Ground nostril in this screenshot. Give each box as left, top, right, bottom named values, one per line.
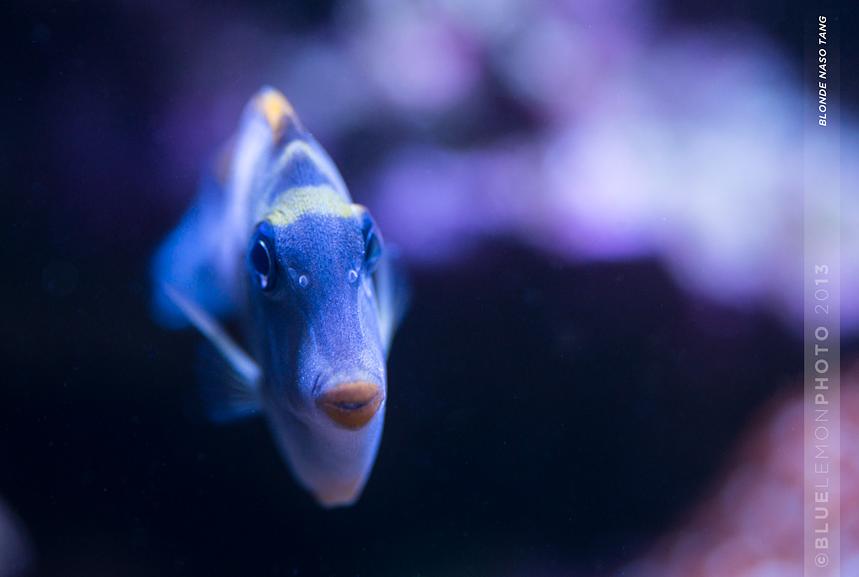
left=316, top=381, right=383, bottom=430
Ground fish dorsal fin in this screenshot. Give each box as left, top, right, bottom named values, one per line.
left=251, top=88, right=350, bottom=199
left=252, top=87, right=304, bottom=145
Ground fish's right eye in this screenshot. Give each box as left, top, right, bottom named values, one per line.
left=249, top=226, right=276, bottom=292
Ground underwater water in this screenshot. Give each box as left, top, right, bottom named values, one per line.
left=3, top=0, right=858, bottom=576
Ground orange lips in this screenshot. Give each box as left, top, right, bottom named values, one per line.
left=316, top=381, right=383, bottom=430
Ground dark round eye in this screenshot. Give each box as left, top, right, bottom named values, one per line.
left=249, top=227, right=276, bottom=291
left=364, top=230, right=383, bottom=273
left=358, top=207, right=384, bottom=274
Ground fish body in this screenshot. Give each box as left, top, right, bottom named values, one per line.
left=152, top=88, right=406, bottom=507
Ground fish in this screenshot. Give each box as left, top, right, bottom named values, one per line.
left=151, top=87, right=408, bottom=507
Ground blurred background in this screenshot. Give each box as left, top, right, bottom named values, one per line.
left=2, top=0, right=858, bottom=575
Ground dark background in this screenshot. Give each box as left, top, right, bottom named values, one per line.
left=2, top=1, right=856, bottom=576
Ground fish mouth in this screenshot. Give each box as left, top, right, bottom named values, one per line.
left=316, top=381, right=383, bottom=430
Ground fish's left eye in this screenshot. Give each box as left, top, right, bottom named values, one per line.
left=364, top=230, right=383, bottom=273
left=360, top=211, right=384, bottom=274
left=249, top=225, right=276, bottom=292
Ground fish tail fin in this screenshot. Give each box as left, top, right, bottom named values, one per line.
left=374, top=245, right=410, bottom=355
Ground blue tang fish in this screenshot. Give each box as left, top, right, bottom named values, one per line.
left=152, top=87, right=407, bottom=507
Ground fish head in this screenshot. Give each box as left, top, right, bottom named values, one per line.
left=245, top=196, right=388, bottom=505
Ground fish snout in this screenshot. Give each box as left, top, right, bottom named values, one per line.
left=316, top=381, right=383, bottom=430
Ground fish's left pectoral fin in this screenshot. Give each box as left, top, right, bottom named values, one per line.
left=161, top=284, right=262, bottom=422
left=373, top=246, right=410, bottom=356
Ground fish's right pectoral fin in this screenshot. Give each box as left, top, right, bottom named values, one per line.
left=197, top=341, right=262, bottom=424
left=161, top=284, right=262, bottom=423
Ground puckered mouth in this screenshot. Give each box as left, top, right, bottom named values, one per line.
left=315, top=381, right=383, bottom=430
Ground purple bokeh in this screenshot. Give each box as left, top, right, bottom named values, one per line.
left=50, top=0, right=858, bottom=332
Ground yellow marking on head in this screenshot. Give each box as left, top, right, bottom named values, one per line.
left=254, top=89, right=296, bottom=143
left=265, top=185, right=356, bottom=227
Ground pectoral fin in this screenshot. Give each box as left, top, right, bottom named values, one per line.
left=373, top=247, right=410, bottom=355
left=162, top=284, right=262, bottom=422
